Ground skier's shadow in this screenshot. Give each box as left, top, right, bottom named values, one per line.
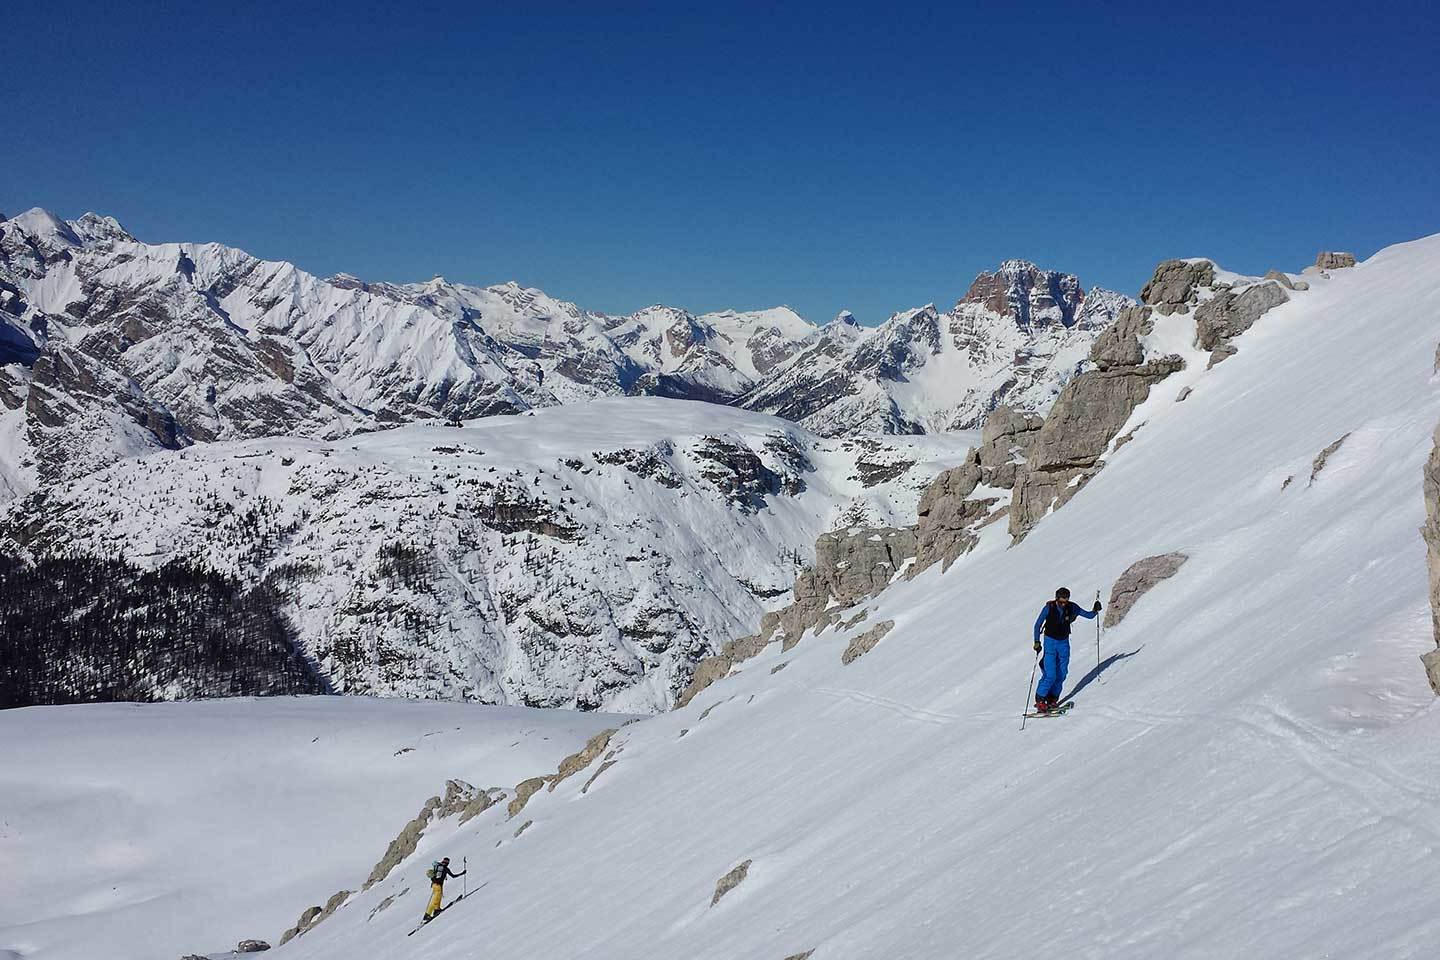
left=1060, top=646, right=1142, bottom=707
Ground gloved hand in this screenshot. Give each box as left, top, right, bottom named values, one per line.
left=1093, top=600, right=1103, bottom=613
left=1033, top=639, right=1043, bottom=654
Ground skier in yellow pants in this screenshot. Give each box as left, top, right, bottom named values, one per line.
left=423, top=857, right=466, bottom=923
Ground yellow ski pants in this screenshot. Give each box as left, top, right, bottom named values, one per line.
left=426, top=882, right=444, bottom=918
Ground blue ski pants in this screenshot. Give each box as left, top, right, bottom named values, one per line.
left=1036, top=637, right=1070, bottom=700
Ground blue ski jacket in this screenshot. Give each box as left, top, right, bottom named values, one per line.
left=1033, top=600, right=1098, bottom=643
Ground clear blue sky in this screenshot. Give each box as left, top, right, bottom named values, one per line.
left=4, top=1, right=1437, bottom=323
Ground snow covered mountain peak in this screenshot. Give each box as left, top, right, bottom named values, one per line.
left=958, top=258, right=1085, bottom=328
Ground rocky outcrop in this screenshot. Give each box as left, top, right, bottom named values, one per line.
left=1139, top=259, right=1215, bottom=315
left=548, top=728, right=617, bottom=791
left=508, top=777, right=549, bottom=819
left=910, top=406, right=1041, bottom=573
left=768, top=526, right=915, bottom=649
left=364, top=794, right=442, bottom=889
left=1194, top=281, right=1289, bottom=367
left=236, top=941, right=271, bottom=953
left=1264, top=269, right=1308, bottom=292
left=1010, top=330, right=1184, bottom=541
left=1308, top=433, right=1351, bottom=485
left=1423, top=424, right=1440, bottom=696
left=710, top=859, right=752, bottom=906
left=1106, top=554, right=1189, bottom=628
left=841, top=619, right=895, bottom=665
left=675, top=633, right=773, bottom=708
left=1315, top=251, right=1357, bottom=270
left=277, top=890, right=350, bottom=946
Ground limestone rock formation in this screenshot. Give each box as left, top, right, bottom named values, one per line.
left=841, top=619, right=896, bottom=665
left=911, top=405, right=1041, bottom=573
left=675, top=633, right=772, bottom=708
left=1423, top=424, right=1440, bottom=696
left=1194, top=281, right=1288, bottom=367
left=1263, top=269, right=1308, bottom=291
left=1309, top=433, right=1351, bottom=485
left=1315, top=251, right=1357, bottom=270
left=278, top=889, right=350, bottom=946
left=1009, top=349, right=1183, bottom=540
left=548, top=729, right=617, bottom=791
left=1139, top=259, right=1215, bottom=315
left=1106, top=554, right=1189, bottom=628
left=508, top=777, right=549, bottom=819
left=364, top=795, right=442, bottom=889
left=710, top=859, right=752, bottom=906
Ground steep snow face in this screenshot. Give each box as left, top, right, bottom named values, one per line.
left=0, top=697, right=623, bottom=960
left=244, top=235, right=1435, bottom=959
left=742, top=262, right=1132, bottom=436
left=2, top=399, right=974, bottom=712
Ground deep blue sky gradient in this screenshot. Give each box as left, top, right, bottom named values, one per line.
left=4, top=1, right=1437, bottom=323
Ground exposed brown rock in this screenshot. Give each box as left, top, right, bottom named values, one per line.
left=549, top=729, right=617, bottom=791
left=581, top=759, right=617, bottom=794
left=364, top=795, right=441, bottom=889
left=277, top=889, right=349, bottom=945
left=1140, top=259, right=1215, bottom=315
left=711, top=859, right=753, bottom=906
left=514, top=820, right=533, bottom=838
left=841, top=619, right=896, bottom=665
left=1314, top=251, right=1357, bottom=270
left=1193, top=281, right=1288, bottom=359
left=675, top=633, right=773, bottom=708
left=1423, top=423, right=1440, bottom=696
left=1309, top=433, right=1351, bottom=485
left=508, top=777, right=549, bottom=819
left=1106, top=554, right=1188, bottom=628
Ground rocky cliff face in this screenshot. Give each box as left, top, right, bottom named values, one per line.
left=1423, top=422, right=1440, bottom=695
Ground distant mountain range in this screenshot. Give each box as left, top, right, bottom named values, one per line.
left=0, top=207, right=1128, bottom=498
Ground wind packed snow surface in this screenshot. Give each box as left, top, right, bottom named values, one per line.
left=3, top=399, right=974, bottom=711
left=0, top=698, right=624, bottom=960
left=246, top=236, right=1438, bottom=959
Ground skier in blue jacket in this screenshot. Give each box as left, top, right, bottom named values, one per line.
left=1032, top=587, right=1101, bottom=713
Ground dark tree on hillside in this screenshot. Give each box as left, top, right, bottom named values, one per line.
left=0, top=554, right=329, bottom=708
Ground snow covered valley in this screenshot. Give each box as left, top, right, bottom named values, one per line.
left=4, top=235, right=1440, bottom=959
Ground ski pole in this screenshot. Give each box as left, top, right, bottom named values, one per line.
left=1020, top=647, right=1043, bottom=731
left=1096, top=590, right=1102, bottom=665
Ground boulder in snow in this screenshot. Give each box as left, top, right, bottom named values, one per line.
left=1106, top=554, right=1189, bottom=628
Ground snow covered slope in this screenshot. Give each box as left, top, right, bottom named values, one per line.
left=742, top=261, right=1132, bottom=435
left=2, top=400, right=974, bottom=711
left=0, top=697, right=623, bottom=960
left=230, top=235, right=1439, bottom=959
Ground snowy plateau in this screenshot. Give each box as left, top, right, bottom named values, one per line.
left=2, top=220, right=1440, bottom=960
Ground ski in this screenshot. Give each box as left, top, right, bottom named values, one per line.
left=406, top=883, right=488, bottom=936
left=1023, top=702, right=1075, bottom=719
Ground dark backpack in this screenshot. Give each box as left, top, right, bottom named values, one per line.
left=1043, top=600, right=1076, bottom=639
